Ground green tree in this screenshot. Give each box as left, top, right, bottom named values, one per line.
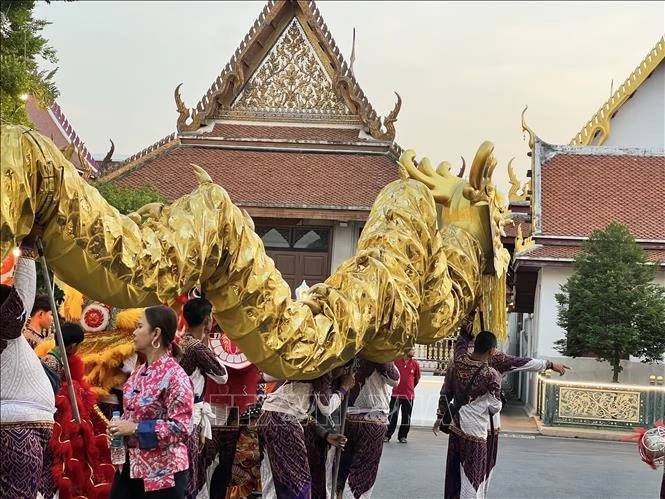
left=0, top=0, right=60, bottom=125
left=555, top=222, right=665, bottom=382
left=94, top=182, right=167, bottom=215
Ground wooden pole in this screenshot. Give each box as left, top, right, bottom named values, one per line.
left=37, top=238, right=81, bottom=424
left=330, top=357, right=358, bottom=498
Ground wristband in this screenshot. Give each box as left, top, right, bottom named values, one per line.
left=18, top=247, right=38, bottom=259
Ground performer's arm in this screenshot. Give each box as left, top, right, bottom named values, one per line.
left=195, top=343, right=228, bottom=384
left=454, top=310, right=476, bottom=362
left=436, top=366, right=455, bottom=418
left=377, top=361, right=400, bottom=388
left=490, top=352, right=567, bottom=376
left=312, top=373, right=344, bottom=417
left=135, top=371, right=194, bottom=449
left=0, top=257, right=36, bottom=351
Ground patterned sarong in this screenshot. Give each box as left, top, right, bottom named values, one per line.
left=444, top=429, right=490, bottom=499
left=337, top=415, right=387, bottom=499
left=0, top=422, right=53, bottom=499
left=304, top=420, right=330, bottom=499
left=185, top=426, right=204, bottom=499
left=258, top=410, right=311, bottom=499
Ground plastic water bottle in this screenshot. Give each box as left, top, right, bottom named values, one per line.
left=109, top=411, right=126, bottom=465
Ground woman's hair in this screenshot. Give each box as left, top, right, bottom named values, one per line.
left=61, top=322, right=85, bottom=347
left=474, top=330, right=497, bottom=354
left=144, top=305, right=181, bottom=357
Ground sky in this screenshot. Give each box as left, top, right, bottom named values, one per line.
left=34, top=1, right=664, bottom=192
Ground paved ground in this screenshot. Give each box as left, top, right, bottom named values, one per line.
left=374, top=428, right=661, bottom=498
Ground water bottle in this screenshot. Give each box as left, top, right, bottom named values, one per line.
left=109, top=411, right=126, bottom=465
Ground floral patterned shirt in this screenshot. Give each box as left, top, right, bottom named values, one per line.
left=122, top=354, right=194, bottom=491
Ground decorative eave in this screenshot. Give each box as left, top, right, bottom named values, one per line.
left=49, top=101, right=99, bottom=171
left=173, top=0, right=401, bottom=141
left=570, top=35, right=665, bottom=146
left=100, top=133, right=179, bottom=182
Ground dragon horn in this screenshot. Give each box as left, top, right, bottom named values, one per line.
left=191, top=164, right=212, bottom=185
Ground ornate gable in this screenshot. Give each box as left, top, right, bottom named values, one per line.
left=229, top=18, right=352, bottom=120
left=175, top=0, right=400, bottom=140
left=571, top=35, right=664, bottom=146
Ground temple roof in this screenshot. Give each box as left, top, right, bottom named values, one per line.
left=570, top=35, right=665, bottom=146
left=514, top=244, right=665, bottom=267
left=111, top=146, right=398, bottom=220
left=532, top=142, right=665, bottom=241
left=25, top=96, right=99, bottom=174
left=173, top=0, right=400, bottom=139
left=101, top=0, right=401, bottom=216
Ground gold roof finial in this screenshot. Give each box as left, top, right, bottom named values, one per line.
left=521, top=106, right=535, bottom=152
left=507, top=158, right=528, bottom=203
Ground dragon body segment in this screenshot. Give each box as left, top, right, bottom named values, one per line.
left=1, top=124, right=504, bottom=379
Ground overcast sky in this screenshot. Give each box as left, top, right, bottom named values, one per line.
left=34, top=1, right=664, bottom=192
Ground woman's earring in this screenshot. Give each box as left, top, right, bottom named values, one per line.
left=151, top=337, right=161, bottom=349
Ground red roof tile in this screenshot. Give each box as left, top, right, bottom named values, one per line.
left=115, top=146, right=398, bottom=209
left=25, top=97, right=96, bottom=171
left=540, top=154, right=665, bottom=240
left=202, top=124, right=364, bottom=142
left=504, top=221, right=531, bottom=239
left=516, top=244, right=665, bottom=265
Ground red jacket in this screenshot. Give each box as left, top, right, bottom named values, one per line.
left=392, top=358, right=421, bottom=400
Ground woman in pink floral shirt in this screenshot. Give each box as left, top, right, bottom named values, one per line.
left=108, top=305, right=194, bottom=498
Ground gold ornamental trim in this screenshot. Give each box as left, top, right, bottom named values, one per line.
left=557, top=386, right=641, bottom=423
left=514, top=224, right=534, bottom=253
left=230, top=18, right=351, bottom=117
left=571, top=36, right=665, bottom=146
left=174, top=0, right=400, bottom=141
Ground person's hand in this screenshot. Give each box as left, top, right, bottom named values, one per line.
left=432, top=418, right=442, bottom=436
left=551, top=363, right=570, bottom=376
left=472, top=291, right=483, bottom=311
left=18, top=223, right=45, bottom=257
left=108, top=419, right=138, bottom=438
left=341, top=373, right=355, bottom=392
left=326, top=433, right=347, bottom=449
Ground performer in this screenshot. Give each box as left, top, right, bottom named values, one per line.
left=47, top=322, right=115, bottom=499
left=0, top=244, right=57, bottom=499
left=41, top=322, right=85, bottom=378
left=108, top=306, right=194, bottom=499
left=338, top=359, right=400, bottom=499
left=435, top=308, right=569, bottom=491
left=179, top=297, right=229, bottom=499
left=23, top=294, right=53, bottom=348
left=303, top=365, right=346, bottom=499
left=225, top=403, right=263, bottom=499
left=435, top=311, right=502, bottom=499
left=258, top=371, right=354, bottom=499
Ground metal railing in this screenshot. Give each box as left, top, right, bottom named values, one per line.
left=536, top=374, right=665, bottom=430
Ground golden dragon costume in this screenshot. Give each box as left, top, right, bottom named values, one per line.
left=1, top=124, right=510, bottom=379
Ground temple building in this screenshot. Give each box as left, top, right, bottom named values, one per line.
left=508, top=35, right=665, bottom=410
left=99, top=0, right=402, bottom=292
